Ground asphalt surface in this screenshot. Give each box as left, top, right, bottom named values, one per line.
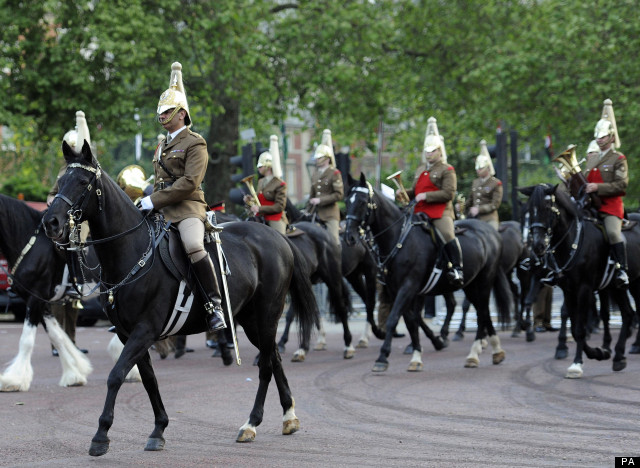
left=0, top=314, right=638, bottom=468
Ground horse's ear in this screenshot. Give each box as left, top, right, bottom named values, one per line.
left=80, top=140, right=93, bottom=164
left=359, top=172, right=367, bottom=186
left=62, top=140, right=74, bottom=162
left=517, top=185, right=535, bottom=197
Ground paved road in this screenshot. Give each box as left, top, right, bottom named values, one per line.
left=0, top=316, right=638, bottom=468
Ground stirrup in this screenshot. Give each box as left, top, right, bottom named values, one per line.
left=614, top=270, right=629, bottom=289
left=446, top=269, right=464, bottom=288
left=206, top=303, right=227, bottom=331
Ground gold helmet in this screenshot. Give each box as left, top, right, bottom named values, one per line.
left=475, top=139, right=495, bottom=175
left=422, top=116, right=447, bottom=163
left=117, top=165, right=151, bottom=202
left=586, top=139, right=599, bottom=154
left=157, top=62, right=191, bottom=127
left=314, top=128, right=336, bottom=167
left=594, top=98, right=620, bottom=148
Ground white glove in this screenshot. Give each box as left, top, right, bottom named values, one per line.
left=139, top=196, right=154, bottom=211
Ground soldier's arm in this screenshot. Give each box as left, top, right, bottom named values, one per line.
left=424, top=167, right=456, bottom=203
left=478, top=181, right=503, bottom=215
left=596, top=155, right=628, bottom=197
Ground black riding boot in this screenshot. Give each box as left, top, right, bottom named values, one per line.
left=610, top=242, right=629, bottom=289
left=444, top=238, right=464, bottom=288
left=192, top=256, right=227, bottom=332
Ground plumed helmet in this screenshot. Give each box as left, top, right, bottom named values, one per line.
left=316, top=129, right=336, bottom=167
left=75, top=110, right=91, bottom=149
left=63, top=129, right=78, bottom=149
left=594, top=98, right=620, bottom=148
left=586, top=139, right=599, bottom=154
left=157, top=62, right=191, bottom=127
left=269, top=134, right=283, bottom=178
left=475, top=139, right=495, bottom=175
left=422, top=116, right=447, bottom=163
left=257, top=151, right=272, bottom=169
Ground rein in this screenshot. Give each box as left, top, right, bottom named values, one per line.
left=531, top=195, right=584, bottom=276
left=347, top=185, right=416, bottom=282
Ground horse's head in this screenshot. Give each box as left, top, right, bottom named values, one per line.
left=344, top=172, right=374, bottom=246
left=43, top=140, right=103, bottom=243
left=519, top=183, right=561, bottom=257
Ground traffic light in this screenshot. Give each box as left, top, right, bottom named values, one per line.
left=335, top=152, right=351, bottom=187
left=228, top=143, right=255, bottom=205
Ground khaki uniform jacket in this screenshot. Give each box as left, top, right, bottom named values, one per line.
left=469, top=176, right=502, bottom=224
left=309, top=167, right=344, bottom=222
left=150, top=129, right=208, bottom=223
left=257, top=175, right=288, bottom=223
left=406, top=162, right=456, bottom=220
left=583, top=148, right=628, bottom=197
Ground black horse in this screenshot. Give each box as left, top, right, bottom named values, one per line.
left=520, top=183, right=640, bottom=378
left=442, top=220, right=525, bottom=342
left=42, top=141, right=319, bottom=455
left=279, top=199, right=381, bottom=354
left=0, top=194, right=93, bottom=391
left=344, top=174, right=512, bottom=372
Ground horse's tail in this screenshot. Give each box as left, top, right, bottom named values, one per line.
left=286, top=238, right=321, bottom=347
left=493, top=266, right=514, bottom=327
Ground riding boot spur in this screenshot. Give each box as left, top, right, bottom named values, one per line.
left=192, top=256, right=227, bottom=332
left=610, top=242, right=629, bottom=289
left=444, top=238, right=464, bottom=288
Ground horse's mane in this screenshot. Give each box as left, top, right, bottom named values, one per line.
left=0, top=194, right=44, bottom=262
left=553, top=185, right=581, bottom=219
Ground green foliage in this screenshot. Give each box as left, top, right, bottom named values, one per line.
left=1, top=0, right=640, bottom=214
left=0, top=171, right=49, bottom=201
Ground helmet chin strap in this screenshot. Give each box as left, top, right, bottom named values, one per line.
left=158, top=107, right=181, bottom=125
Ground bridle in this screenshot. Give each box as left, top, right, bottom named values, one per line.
left=528, top=191, right=584, bottom=276
left=50, top=160, right=166, bottom=305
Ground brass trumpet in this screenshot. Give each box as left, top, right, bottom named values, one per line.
left=552, top=144, right=601, bottom=210
left=240, top=174, right=261, bottom=207
left=386, top=171, right=410, bottom=205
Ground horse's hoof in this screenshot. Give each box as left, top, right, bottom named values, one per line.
left=452, top=332, right=464, bottom=342
left=236, top=428, right=256, bottom=443
left=613, top=358, right=627, bottom=372
left=440, top=337, right=449, bottom=349
left=492, top=351, right=505, bottom=365
left=480, top=339, right=488, bottom=349
left=278, top=343, right=286, bottom=354
left=291, top=353, right=305, bottom=362
left=565, top=363, right=583, bottom=379
left=222, top=353, right=233, bottom=367
left=0, top=385, right=21, bottom=392
left=464, top=357, right=479, bottom=368
left=282, top=418, right=300, bottom=435
left=555, top=348, right=568, bottom=360
left=433, top=337, right=445, bottom=351
left=601, top=348, right=612, bottom=361
left=89, top=440, right=110, bottom=457
left=403, top=344, right=413, bottom=355
left=629, top=345, right=640, bottom=354
left=356, top=339, right=368, bottom=349
left=343, top=349, right=355, bottom=359
left=407, top=361, right=423, bottom=372
left=526, top=331, right=535, bottom=342
left=314, top=342, right=327, bottom=351
left=372, top=361, right=388, bottom=372
left=144, top=437, right=165, bottom=451
left=253, top=355, right=260, bottom=366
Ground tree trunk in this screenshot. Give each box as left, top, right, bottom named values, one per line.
left=203, top=96, right=239, bottom=210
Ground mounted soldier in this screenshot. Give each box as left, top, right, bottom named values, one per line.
left=243, top=134, right=288, bottom=235
left=467, top=139, right=502, bottom=230
left=403, top=117, right=463, bottom=288
left=307, top=129, right=344, bottom=247
left=584, top=98, right=629, bottom=289
left=138, top=61, right=226, bottom=332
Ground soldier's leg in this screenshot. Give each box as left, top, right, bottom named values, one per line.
left=433, top=217, right=463, bottom=288
left=325, top=219, right=341, bottom=247
left=178, top=218, right=226, bottom=332
left=605, top=215, right=628, bottom=289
